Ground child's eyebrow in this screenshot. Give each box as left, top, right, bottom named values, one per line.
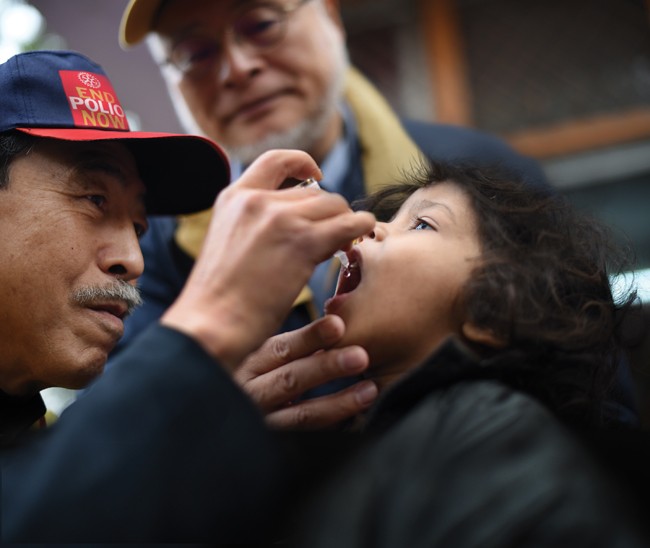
left=408, top=199, right=456, bottom=224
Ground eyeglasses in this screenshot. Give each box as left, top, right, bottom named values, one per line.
left=163, top=0, right=313, bottom=79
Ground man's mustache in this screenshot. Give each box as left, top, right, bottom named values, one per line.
left=72, top=281, right=143, bottom=317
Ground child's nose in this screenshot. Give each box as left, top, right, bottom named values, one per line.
left=358, top=222, right=387, bottom=243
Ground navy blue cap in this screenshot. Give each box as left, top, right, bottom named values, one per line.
left=0, top=50, right=230, bottom=215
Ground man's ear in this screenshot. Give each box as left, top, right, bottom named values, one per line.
left=461, top=322, right=507, bottom=349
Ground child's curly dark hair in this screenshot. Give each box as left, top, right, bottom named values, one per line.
left=358, top=160, right=637, bottom=427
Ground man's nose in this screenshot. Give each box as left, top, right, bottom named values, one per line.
left=100, top=227, right=145, bottom=282
left=217, top=35, right=264, bottom=86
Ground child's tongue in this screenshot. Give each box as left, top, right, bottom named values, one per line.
left=336, top=263, right=361, bottom=295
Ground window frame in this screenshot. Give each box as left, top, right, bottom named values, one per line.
left=419, top=0, right=650, bottom=159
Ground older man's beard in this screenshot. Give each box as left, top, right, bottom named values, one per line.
left=224, top=84, right=342, bottom=165
left=71, top=280, right=143, bottom=316
left=223, top=52, right=349, bottom=166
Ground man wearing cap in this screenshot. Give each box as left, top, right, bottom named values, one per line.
left=0, top=50, right=375, bottom=542
left=115, top=0, right=549, bottom=406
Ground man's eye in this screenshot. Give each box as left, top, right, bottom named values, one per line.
left=171, top=39, right=221, bottom=70
left=134, top=223, right=147, bottom=238
left=239, top=17, right=279, bottom=40
left=86, top=195, right=106, bottom=208
left=236, top=7, right=282, bottom=44
left=188, top=42, right=220, bottom=63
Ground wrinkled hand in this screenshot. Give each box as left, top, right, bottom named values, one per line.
left=235, top=315, right=378, bottom=430
left=162, top=150, right=376, bottom=370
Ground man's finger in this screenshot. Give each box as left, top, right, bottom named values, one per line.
left=233, top=150, right=322, bottom=191
left=243, top=345, right=369, bottom=412
left=236, top=316, right=346, bottom=378
left=307, top=211, right=375, bottom=262
left=265, top=380, right=378, bottom=430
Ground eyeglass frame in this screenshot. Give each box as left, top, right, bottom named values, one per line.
left=160, top=0, right=314, bottom=79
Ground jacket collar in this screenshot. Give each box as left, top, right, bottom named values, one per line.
left=361, top=337, right=490, bottom=434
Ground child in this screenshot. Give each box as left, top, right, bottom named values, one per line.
left=292, top=160, right=648, bottom=548
left=325, top=160, right=635, bottom=429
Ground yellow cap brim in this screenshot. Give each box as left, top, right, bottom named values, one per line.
left=119, top=0, right=164, bottom=49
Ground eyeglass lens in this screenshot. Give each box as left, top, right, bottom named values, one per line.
left=169, top=2, right=294, bottom=76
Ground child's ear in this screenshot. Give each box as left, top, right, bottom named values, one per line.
left=461, top=322, right=507, bottom=349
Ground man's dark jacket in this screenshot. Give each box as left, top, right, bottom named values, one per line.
left=2, top=325, right=284, bottom=543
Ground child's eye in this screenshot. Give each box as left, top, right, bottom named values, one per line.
left=413, top=218, right=434, bottom=231
left=86, top=195, right=106, bottom=208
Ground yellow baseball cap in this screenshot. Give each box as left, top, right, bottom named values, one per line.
left=119, top=0, right=167, bottom=48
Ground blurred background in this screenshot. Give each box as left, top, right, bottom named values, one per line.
left=2, top=0, right=650, bottom=418
left=1, top=0, right=647, bottom=270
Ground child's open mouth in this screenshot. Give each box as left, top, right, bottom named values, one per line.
left=334, top=248, right=362, bottom=296
left=325, top=248, right=362, bottom=315
left=336, top=262, right=361, bottom=295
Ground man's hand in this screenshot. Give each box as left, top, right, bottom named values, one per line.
left=235, top=315, right=378, bottom=430
left=162, top=150, right=376, bottom=370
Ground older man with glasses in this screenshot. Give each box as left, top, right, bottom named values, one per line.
left=116, top=0, right=548, bottom=426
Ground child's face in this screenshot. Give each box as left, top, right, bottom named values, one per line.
left=325, top=181, right=482, bottom=383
